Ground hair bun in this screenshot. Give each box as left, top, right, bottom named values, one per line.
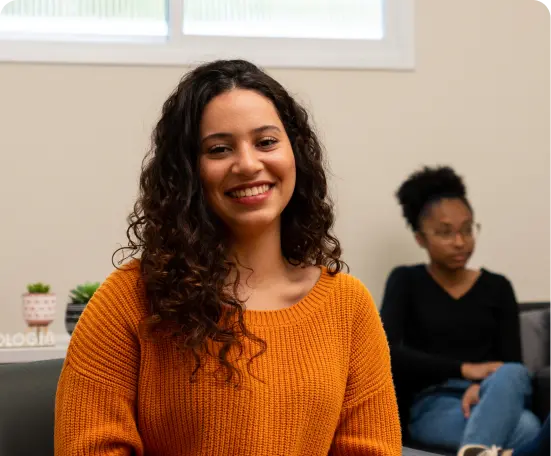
left=396, top=166, right=467, bottom=231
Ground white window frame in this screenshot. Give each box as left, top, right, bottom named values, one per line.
left=0, top=0, right=414, bottom=70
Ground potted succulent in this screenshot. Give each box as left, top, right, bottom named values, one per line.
left=22, top=283, right=56, bottom=334
left=65, top=282, right=100, bottom=335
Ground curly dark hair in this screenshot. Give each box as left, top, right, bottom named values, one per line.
left=396, top=165, right=472, bottom=231
left=116, top=59, right=345, bottom=384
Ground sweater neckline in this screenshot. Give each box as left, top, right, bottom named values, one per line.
left=421, top=264, right=488, bottom=302
left=243, top=267, right=336, bottom=328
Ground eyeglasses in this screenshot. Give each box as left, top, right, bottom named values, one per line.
left=422, top=223, right=481, bottom=244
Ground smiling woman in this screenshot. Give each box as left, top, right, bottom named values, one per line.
left=199, top=90, right=296, bottom=234
left=53, top=59, right=401, bottom=456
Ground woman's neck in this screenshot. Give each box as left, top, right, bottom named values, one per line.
left=229, top=222, right=289, bottom=288
left=427, top=262, right=469, bottom=286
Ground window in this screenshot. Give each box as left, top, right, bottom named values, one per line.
left=182, top=0, right=383, bottom=40
left=0, top=0, right=167, bottom=40
left=0, top=0, right=414, bottom=69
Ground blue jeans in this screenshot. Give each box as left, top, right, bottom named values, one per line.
left=515, top=414, right=551, bottom=456
left=409, top=363, right=541, bottom=450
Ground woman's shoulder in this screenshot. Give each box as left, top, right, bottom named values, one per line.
left=80, top=259, right=149, bottom=332
left=330, top=271, right=391, bottom=380
left=384, top=263, right=425, bottom=283
left=64, top=260, right=147, bottom=393
left=104, top=259, right=145, bottom=294
left=478, top=267, right=514, bottom=290
left=328, top=269, right=379, bottom=314
left=479, top=267, right=510, bottom=281
left=329, top=268, right=368, bottom=292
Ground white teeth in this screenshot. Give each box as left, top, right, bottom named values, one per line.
left=229, top=184, right=271, bottom=199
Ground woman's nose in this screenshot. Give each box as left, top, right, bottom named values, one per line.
left=233, top=145, right=263, bottom=176
left=453, top=232, right=466, bottom=247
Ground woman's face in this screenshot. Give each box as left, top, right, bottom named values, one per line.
left=199, top=89, right=296, bottom=237
left=416, top=198, right=476, bottom=270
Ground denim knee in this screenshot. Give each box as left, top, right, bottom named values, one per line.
left=496, top=363, right=531, bottom=381
left=488, top=363, right=532, bottom=392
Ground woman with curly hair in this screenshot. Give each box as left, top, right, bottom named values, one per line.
left=380, top=166, right=541, bottom=455
left=54, top=59, right=401, bottom=456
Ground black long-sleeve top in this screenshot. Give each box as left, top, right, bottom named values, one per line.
left=380, top=265, right=522, bottom=418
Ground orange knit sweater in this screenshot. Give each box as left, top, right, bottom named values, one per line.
left=55, top=263, right=401, bottom=455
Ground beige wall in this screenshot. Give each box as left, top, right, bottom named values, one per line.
left=0, top=0, right=549, bottom=335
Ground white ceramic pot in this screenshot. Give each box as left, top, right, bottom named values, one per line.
left=22, top=293, right=57, bottom=327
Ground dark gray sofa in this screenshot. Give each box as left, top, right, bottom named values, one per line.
left=519, top=302, right=550, bottom=422
left=0, top=358, right=64, bottom=456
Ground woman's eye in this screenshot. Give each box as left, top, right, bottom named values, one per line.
left=209, top=145, right=230, bottom=155
left=258, top=137, right=278, bottom=149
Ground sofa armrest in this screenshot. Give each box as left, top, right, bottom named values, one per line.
left=533, top=366, right=550, bottom=422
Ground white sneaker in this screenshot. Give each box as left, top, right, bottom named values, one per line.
left=457, top=444, right=505, bottom=456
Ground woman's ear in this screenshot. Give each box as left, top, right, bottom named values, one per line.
left=415, top=231, right=427, bottom=249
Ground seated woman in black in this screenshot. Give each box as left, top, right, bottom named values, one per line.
left=380, top=166, right=540, bottom=455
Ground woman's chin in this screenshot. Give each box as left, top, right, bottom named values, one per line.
left=447, top=258, right=469, bottom=270
left=226, top=213, right=281, bottom=236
